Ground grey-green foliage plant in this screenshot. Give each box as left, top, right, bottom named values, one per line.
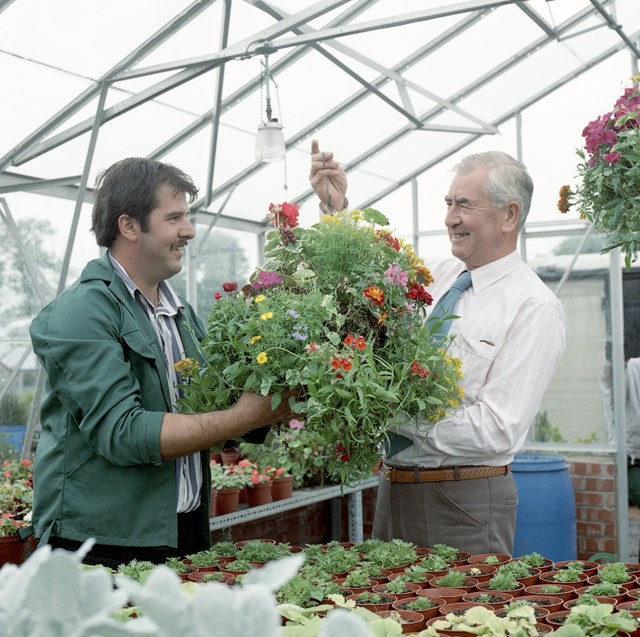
left=432, top=569, right=468, bottom=588
left=584, top=581, right=622, bottom=596
left=485, top=570, right=519, bottom=591
left=431, top=543, right=462, bottom=561
left=597, top=561, right=633, bottom=584
left=553, top=604, right=637, bottom=637
left=116, top=559, right=156, bottom=583
left=516, top=552, right=548, bottom=568
left=365, top=539, right=417, bottom=569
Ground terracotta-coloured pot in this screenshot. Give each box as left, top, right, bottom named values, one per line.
left=563, top=595, right=619, bottom=609
left=392, top=596, right=445, bottom=622
left=208, top=488, right=217, bottom=517
left=537, top=570, right=588, bottom=590
left=475, top=580, right=525, bottom=598
left=553, top=560, right=599, bottom=577
left=187, top=570, right=230, bottom=584
left=462, top=589, right=513, bottom=610
left=387, top=571, right=432, bottom=590
left=373, top=581, right=422, bottom=601
left=417, top=587, right=466, bottom=604
left=517, top=594, right=566, bottom=613
left=271, top=475, right=294, bottom=501
left=220, top=447, right=241, bottom=465
left=347, top=592, right=397, bottom=612
left=333, top=577, right=376, bottom=595
left=0, top=534, right=26, bottom=567
left=515, top=567, right=542, bottom=588
left=246, top=481, right=272, bottom=507
left=438, top=601, right=493, bottom=615
left=511, top=556, right=555, bottom=573
left=452, top=563, right=497, bottom=583
left=214, top=487, right=240, bottom=515
left=376, top=609, right=425, bottom=634
left=545, top=609, right=571, bottom=626
left=575, top=583, right=627, bottom=605
left=429, top=575, right=478, bottom=593
left=525, top=583, right=576, bottom=602
left=467, top=553, right=512, bottom=567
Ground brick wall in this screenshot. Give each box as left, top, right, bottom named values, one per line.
left=211, top=461, right=623, bottom=561
left=568, top=456, right=618, bottom=560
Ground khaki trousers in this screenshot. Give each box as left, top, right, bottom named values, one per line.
left=372, top=470, right=518, bottom=555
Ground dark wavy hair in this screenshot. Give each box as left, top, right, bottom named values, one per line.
left=91, top=157, right=199, bottom=247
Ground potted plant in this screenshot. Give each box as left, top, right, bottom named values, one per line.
left=476, top=570, right=525, bottom=596
left=462, top=590, right=514, bottom=610
left=372, top=578, right=422, bottom=600
left=392, top=595, right=445, bottom=622
left=423, top=602, right=539, bottom=637
left=209, top=460, right=250, bottom=514
left=347, top=590, right=397, bottom=612
left=551, top=603, right=637, bottom=637
left=262, top=465, right=294, bottom=501
left=335, top=568, right=378, bottom=594
left=467, top=552, right=511, bottom=566
left=430, top=569, right=478, bottom=592
left=514, top=552, right=554, bottom=572
left=116, top=559, right=156, bottom=583
left=0, top=458, right=33, bottom=566
left=452, top=563, right=497, bottom=583
left=596, top=561, right=636, bottom=585
left=525, top=582, right=576, bottom=602
left=538, top=568, right=588, bottom=589
left=375, top=609, right=426, bottom=634
left=365, top=538, right=418, bottom=572
left=430, top=543, right=470, bottom=565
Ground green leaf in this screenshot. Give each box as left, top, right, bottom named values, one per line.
left=361, top=207, right=389, bottom=227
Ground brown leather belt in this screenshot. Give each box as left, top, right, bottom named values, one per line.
left=381, top=462, right=510, bottom=483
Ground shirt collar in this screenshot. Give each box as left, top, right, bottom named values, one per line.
left=468, top=250, right=521, bottom=294
left=108, top=252, right=184, bottom=315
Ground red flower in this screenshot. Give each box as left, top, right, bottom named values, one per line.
left=335, top=443, right=350, bottom=462
left=376, top=229, right=401, bottom=251
left=406, top=282, right=433, bottom=305
left=222, top=281, right=238, bottom=293
left=411, top=361, right=431, bottom=379
left=214, top=291, right=222, bottom=300
left=331, top=358, right=341, bottom=370
left=354, top=336, right=366, bottom=351
left=340, top=358, right=353, bottom=372
left=344, top=334, right=356, bottom=347
left=364, top=285, right=385, bottom=306
left=268, top=201, right=300, bottom=228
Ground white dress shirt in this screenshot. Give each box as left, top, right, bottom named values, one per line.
left=392, top=250, right=566, bottom=468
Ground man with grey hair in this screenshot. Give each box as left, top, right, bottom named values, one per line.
left=310, top=144, right=565, bottom=555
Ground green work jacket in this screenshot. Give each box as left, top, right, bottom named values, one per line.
left=29, top=253, right=210, bottom=549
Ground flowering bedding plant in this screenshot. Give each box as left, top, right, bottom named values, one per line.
left=0, top=458, right=33, bottom=536
left=178, top=203, right=462, bottom=485
left=559, top=76, right=640, bottom=267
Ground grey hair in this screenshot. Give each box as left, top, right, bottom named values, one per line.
left=453, top=151, right=533, bottom=231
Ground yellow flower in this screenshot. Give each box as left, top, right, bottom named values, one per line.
left=349, top=209, right=363, bottom=221
left=249, top=335, right=262, bottom=344
left=254, top=295, right=266, bottom=303
left=173, top=357, right=199, bottom=378
left=256, top=352, right=268, bottom=364
left=260, top=312, right=273, bottom=320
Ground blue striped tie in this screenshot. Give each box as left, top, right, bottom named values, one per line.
left=386, top=271, right=472, bottom=458
left=428, top=270, right=472, bottom=339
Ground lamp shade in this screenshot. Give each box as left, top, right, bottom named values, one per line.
left=255, top=120, right=285, bottom=163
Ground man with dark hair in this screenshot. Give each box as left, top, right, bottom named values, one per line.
left=30, top=157, right=292, bottom=568
left=310, top=142, right=565, bottom=555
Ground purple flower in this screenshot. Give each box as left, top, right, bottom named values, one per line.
left=251, top=270, right=283, bottom=290
left=287, top=309, right=300, bottom=318
left=291, top=331, right=307, bottom=341
left=604, top=151, right=622, bottom=164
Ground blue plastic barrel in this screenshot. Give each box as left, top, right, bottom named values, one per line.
left=0, top=424, right=26, bottom=454
left=511, top=453, right=577, bottom=562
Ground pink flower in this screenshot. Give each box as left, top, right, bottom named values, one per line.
left=604, top=152, right=622, bottom=164
left=289, top=418, right=305, bottom=430
left=384, top=263, right=409, bottom=286
left=251, top=270, right=283, bottom=290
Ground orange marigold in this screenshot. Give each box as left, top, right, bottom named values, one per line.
left=363, top=285, right=385, bottom=306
